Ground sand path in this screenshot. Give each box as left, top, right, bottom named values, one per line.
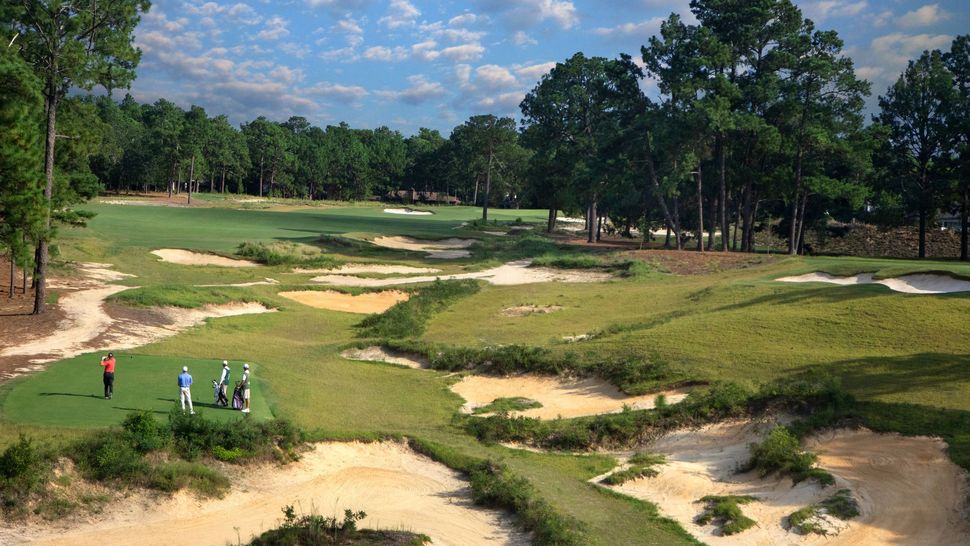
left=777, top=272, right=970, bottom=294
left=151, top=249, right=259, bottom=267
left=295, top=263, right=441, bottom=275
left=6, top=442, right=528, bottom=546
left=370, top=236, right=476, bottom=259
left=311, top=260, right=610, bottom=287
left=341, top=346, right=429, bottom=369
left=604, top=420, right=970, bottom=545
left=278, top=290, right=409, bottom=314
left=452, top=375, right=689, bottom=419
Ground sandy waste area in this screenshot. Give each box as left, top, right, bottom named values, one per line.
left=370, top=236, right=476, bottom=259
left=1, top=442, right=528, bottom=546
left=501, top=305, right=563, bottom=317
left=602, top=419, right=970, bottom=546
left=295, top=263, right=442, bottom=275
left=0, top=263, right=272, bottom=378
left=278, top=290, right=409, bottom=313
left=311, top=260, right=610, bottom=287
left=341, top=346, right=429, bottom=369
left=452, top=375, right=689, bottom=419
left=151, top=248, right=259, bottom=267
left=384, top=207, right=433, bottom=215
left=777, top=271, right=970, bottom=294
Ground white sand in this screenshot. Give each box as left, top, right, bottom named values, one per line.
left=196, top=278, right=279, bottom=287
left=777, top=271, right=970, bottom=294
left=370, top=236, right=476, bottom=259
left=384, top=207, right=433, bottom=215
left=451, top=375, right=689, bottom=419
left=310, top=260, right=610, bottom=287
left=295, top=263, right=442, bottom=275
left=603, top=420, right=970, bottom=546
left=151, top=249, right=259, bottom=267
left=278, top=290, right=409, bottom=314
left=7, top=442, right=528, bottom=546
left=341, top=346, right=428, bottom=369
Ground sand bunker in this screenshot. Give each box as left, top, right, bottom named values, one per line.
left=341, top=346, right=428, bottom=369
left=295, top=263, right=442, bottom=275
left=278, top=290, right=409, bottom=314
left=384, top=207, right=433, bottom=215
left=501, top=305, right=563, bottom=317
left=603, top=420, right=970, bottom=545
left=777, top=271, right=970, bottom=294
left=9, top=442, right=527, bottom=546
left=151, top=249, right=259, bottom=267
left=451, top=375, right=689, bottom=419
left=370, top=236, right=476, bottom=259
left=196, top=278, right=279, bottom=287
left=311, top=260, right=611, bottom=287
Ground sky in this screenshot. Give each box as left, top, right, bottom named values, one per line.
left=129, top=0, right=969, bottom=135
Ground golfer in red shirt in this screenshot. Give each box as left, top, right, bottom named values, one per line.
left=100, top=352, right=116, bottom=399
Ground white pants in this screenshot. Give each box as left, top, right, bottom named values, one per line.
left=180, top=387, right=193, bottom=412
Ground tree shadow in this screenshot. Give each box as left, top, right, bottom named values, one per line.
left=39, top=392, right=102, bottom=399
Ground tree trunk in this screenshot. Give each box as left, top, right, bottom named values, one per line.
left=596, top=214, right=603, bottom=242
left=482, top=150, right=493, bottom=222
left=708, top=196, right=717, bottom=251
left=8, top=259, right=14, bottom=299
left=695, top=166, right=704, bottom=252
left=718, top=134, right=728, bottom=251
left=673, top=195, right=682, bottom=250
left=918, top=207, right=927, bottom=259
left=472, top=176, right=479, bottom=207
left=747, top=197, right=759, bottom=252
left=665, top=224, right=671, bottom=248
left=168, top=161, right=175, bottom=198
left=547, top=207, right=557, bottom=232
left=788, top=148, right=804, bottom=255
left=187, top=155, right=195, bottom=205
left=221, top=167, right=226, bottom=194
left=795, top=192, right=809, bottom=254
left=33, top=86, right=58, bottom=315
left=588, top=197, right=598, bottom=244
left=741, top=179, right=754, bottom=252
left=961, top=186, right=968, bottom=261
left=643, top=141, right=681, bottom=246
left=258, top=155, right=264, bottom=197
left=733, top=198, right=741, bottom=251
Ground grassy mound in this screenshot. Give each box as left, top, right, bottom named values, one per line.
left=744, top=426, right=834, bottom=486
left=472, top=397, right=543, bottom=415
left=787, top=489, right=860, bottom=535
left=695, top=495, right=757, bottom=535
left=601, top=452, right=666, bottom=485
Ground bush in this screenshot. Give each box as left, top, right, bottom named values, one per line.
left=356, top=280, right=480, bottom=338
left=249, top=505, right=429, bottom=546
left=787, top=489, right=860, bottom=535
left=601, top=453, right=666, bottom=485
left=122, top=411, right=168, bottom=453
left=147, top=461, right=230, bottom=497
left=695, top=495, right=757, bottom=535
left=596, top=354, right=676, bottom=395
left=0, top=435, right=49, bottom=511
left=236, top=241, right=337, bottom=267
left=745, top=426, right=834, bottom=486
left=73, top=431, right=148, bottom=482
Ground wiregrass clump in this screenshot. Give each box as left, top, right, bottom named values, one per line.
left=787, top=489, right=860, bottom=535
left=601, top=452, right=666, bottom=485
left=247, top=505, right=430, bottom=546
left=472, top=397, right=543, bottom=415
left=695, top=495, right=757, bottom=535
left=744, top=426, right=834, bottom=486
left=236, top=241, right=338, bottom=267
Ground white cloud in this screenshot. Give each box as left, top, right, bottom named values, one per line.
left=896, top=4, right=947, bottom=28
left=411, top=40, right=440, bottom=61
left=304, top=82, right=370, bottom=103
left=379, top=0, right=421, bottom=29
left=453, top=62, right=525, bottom=114
left=475, top=64, right=518, bottom=89
left=439, top=43, right=486, bottom=61
left=227, top=3, right=262, bottom=25
left=281, top=42, right=311, bottom=59
left=305, top=0, right=371, bottom=12
left=870, top=32, right=954, bottom=65
left=256, top=16, right=289, bottom=41
left=855, top=66, right=884, bottom=80
left=377, top=75, right=447, bottom=104
left=870, top=10, right=893, bottom=28
left=802, top=1, right=868, bottom=22
left=477, top=91, right=524, bottom=110
left=514, top=61, right=555, bottom=81
left=337, top=18, right=363, bottom=34
left=448, top=13, right=482, bottom=26
left=362, top=45, right=408, bottom=61
left=476, top=0, right=578, bottom=30
left=319, top=47, right=359, bottom=62
left=512, top=31, right=537, bottom=46
left=593, top=17, right=663, bottom=39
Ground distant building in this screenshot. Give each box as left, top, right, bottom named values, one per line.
left=384, top=189, right=460, bottom=205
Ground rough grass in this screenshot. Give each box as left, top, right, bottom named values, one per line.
left=601, top=453, right=666, bottom=485
left=108, top=285, right=276, bottom=308
left=787, top=489, right=860, bottom=535
left=695, top=495, right=757, bottom=535
left=236, top=241, right=338, bottom=268
left=356, top=280, right=480, bottom=338
left=472, top=397, right=543, bottom=415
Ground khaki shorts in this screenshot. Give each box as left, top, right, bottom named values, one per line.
left=243, top=388, right=250, bottom=400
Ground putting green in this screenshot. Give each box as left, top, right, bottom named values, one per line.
left=1, top=354, right=271, bottom=427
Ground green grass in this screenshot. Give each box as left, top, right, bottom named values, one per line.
left=787, top=489, right=860, bottom=535
left=601, top=453, right=666, bottom=485
left=472, top=397, right=543, bottom=415
left=0, top=354, right=272, bottom=427
left=695, top=495, right=757, bottom=535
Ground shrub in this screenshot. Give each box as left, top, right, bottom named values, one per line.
left=787, top=489, right=860, bottom=535
left=472, top=397, right=543, bottom=415
left=147, top=461, right=230, bottom=497
left=596, top=354, right=676, bottom=395
left=73, top=431, right=148, bottom=482
left=249, top=505, right=428, bottom=546
left=0, top=435, right=49, bottom=511
left=236, top=241, right=337, bottom=267
left=356, top=280, right=480, bottom=338
left=122, top=411, right=168, bottom=453
left=601, top=453, right=666, bottom=485
left=695, top=495, right=757, bottom=535
left=745, top=426, right=834, bottom=485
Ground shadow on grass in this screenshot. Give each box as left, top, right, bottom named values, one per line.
left=39, top=392, right=102, bottom=399
left=113, top=407, right=167, bottom=415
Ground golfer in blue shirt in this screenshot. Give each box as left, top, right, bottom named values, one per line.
left=178, top=366, right=195, bottom=415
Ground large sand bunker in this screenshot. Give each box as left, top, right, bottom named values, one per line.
left=278, top=290, right=409, bottom=314
left=370, top=236, right=476, bottom=259
left=341, top=346, right=428, bottom=369
left=7, top=442, right=528, bottom=546
left=311, top=260, right=610, bottom=287
left=151, top=249, right=259, bottom=267
left=777, top=271, right=970, bottom=294
left=603, top=420, right=970, bottom=545
left=295, top=263, right=442, bottom=275
left=384, top=207, right=433, bottom=215
left=452, top=375, right=689, bottom=419
left=0, top=263, right=273, bottom=374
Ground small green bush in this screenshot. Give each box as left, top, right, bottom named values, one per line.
left=745, top=426, right=834, bottom=485
left=695, top=495, right=757, bottom=535
left=122, top=411, right=168, bottom=453
left=74, top=431, right=149, bottom=482
left=472, top=397, right=543, bottom=415
left=147, top=461, right=230, bottom=497
left=212, top=445, right=249, bottom=462
left=788, top=489, right=860, bottom=535
left=0, top=435, right=49, bottom=512
left=601, top=453, right=666, bottom=485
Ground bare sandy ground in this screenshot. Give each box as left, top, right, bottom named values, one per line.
left=451, top=375, right=689, bottom=419
left=777, top=271, right=970, bottom=294
left=370, top=236, right=476, bottom=259
left=0, top=263, right=274, bottom=378
left=295, top=263, right=442, bottom=275
left=340, top=346, right=429, bottom=369
left=603, top=420, right=970, bottom=546
left=311, top=260, right=611, bottom=287
left=278, top=290, right=409, bottom=314
left=3, top=442, right=528, bottom=546
left=151, top=249, right=259, bottom=267
left=384, top=207, right=433, bottom=215
left=501, top=305, right=563, bottom=317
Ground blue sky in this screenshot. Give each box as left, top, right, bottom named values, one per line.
left=130, top=0, right=968, bottom=135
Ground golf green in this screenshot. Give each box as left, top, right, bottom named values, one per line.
left=1, top=353, right=272, bottom=427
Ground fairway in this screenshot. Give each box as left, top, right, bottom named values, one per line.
left=1, top=353, right=271, bottom=427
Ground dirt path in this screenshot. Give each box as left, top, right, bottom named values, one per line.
left=777, top=272, right=970, bottom=294
left=341, top=346, right=429, bottom=369
left=452, top=375, right=689, bottom=419
left=4, top=442, right=527, bottom=546
left=151, top=249, right=259, bottom=267
left=278, top=290, right=409, bottom=313
left=311, top=260, right=610, bottom=287
left=603, top=420, right=970, bottom=545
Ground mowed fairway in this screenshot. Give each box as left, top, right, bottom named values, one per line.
left=1, top=354, right=272, bottom=427
left=3, top=201, right=970, bottom=545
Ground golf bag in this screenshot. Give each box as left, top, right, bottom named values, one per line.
left=213, top=380, right=229, bottom=407
left=231, top=382, right=244, bottom=410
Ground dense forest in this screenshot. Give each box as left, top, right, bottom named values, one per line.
left=1, top=0, right=969, bottom=315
